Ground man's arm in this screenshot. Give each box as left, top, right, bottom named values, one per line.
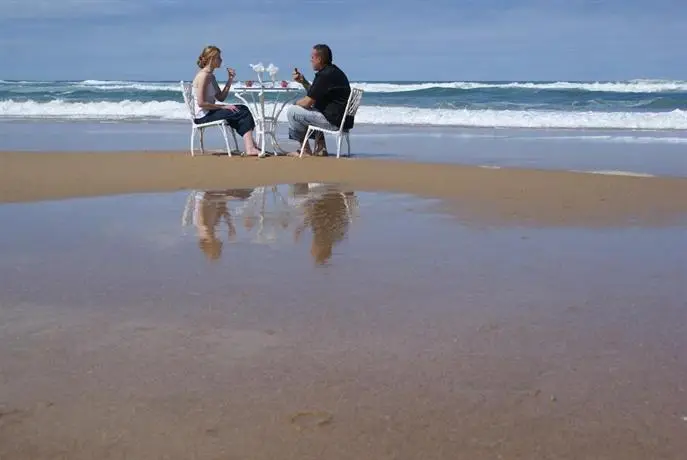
left=293, top=68, right=311, bottom=91
left=296, top=96, right=315, bottom=108
left=295, top=71, right=326, bottom=109
left=296, top=77, right=313, bottom=106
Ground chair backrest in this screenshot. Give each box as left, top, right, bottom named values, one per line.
left=179, top=81, right=196, bottom=120
left=339, top=88, right=364, bottom=130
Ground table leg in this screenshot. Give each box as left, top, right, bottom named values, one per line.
left=258, top=92, right=268, bottom=157
left=232, top=89, right=302, bottom=157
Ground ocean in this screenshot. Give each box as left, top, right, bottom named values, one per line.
left=2, top=79, right=687, bottom=130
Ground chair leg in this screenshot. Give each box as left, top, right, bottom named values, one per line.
left=299, top=127, right=313, bottom=157
left=231, top=129, right=239, bottom=153
left=341, top=192, right=352, bottom=222
left=199, top=128, right=205, bottom=154
left=346, top=133, right=351, bottom=157
left=219, top=124, right=232, bottom=157
left=190, top=128, right=196, bottom=156
left=336, top=134, right=343, bottom=159
left=181, top=191, right=196, bottom=226
left=260, top=125, right=266, bottom=156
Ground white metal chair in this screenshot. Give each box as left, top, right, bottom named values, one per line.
left=180, top=81, right=240, bottom=156
left=299, top=88, right=364, bottom=158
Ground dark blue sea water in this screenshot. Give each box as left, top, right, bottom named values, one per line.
left=2, top=79, right=687, bottom=129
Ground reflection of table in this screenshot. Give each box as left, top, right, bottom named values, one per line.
left=181, top=184, right=358, bottom=245
left=231, top=87, right=303, bottom=157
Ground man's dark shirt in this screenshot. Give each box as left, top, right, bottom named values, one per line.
left=307, top=64, right=354, bottom=130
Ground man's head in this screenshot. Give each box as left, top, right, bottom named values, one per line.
left=310, top=44, right=333, bottom=71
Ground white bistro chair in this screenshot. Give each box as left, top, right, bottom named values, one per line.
left=180, top=81, right=239, bottom=156
left=299, top=88, right=364, bottom=158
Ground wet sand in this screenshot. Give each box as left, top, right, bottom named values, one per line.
left=1, top=154, right=687, bottom=459
left=3, top=122, right=687, bottom=177
left=2, top=150, right=687, bottom=226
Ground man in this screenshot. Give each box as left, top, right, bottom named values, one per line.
left=287, top=44, right=353, bottom=157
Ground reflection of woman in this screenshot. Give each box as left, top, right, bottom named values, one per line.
left=294, top=189, right=356, bottom=264
left=195, top=190, right=253, bottom=260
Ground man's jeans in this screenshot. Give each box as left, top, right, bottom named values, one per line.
left=287, top=105, right=337, bottom=143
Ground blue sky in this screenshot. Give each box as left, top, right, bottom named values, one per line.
left=1, top=0, right=685, bottom=81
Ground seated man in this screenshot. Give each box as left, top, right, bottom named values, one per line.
left=287, top=44, right=354, bottom=156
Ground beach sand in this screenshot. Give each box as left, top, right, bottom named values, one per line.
left=1, top=151, right=686, bottom=459
left=2, top=151, right=687, bottom=225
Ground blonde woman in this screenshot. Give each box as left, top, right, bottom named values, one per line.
left=192, top=45, right=261, bottom=156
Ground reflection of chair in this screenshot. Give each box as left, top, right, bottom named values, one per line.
left=180, top=81, right=240, bottom=156
left=299, top=88, right=364, bottom=158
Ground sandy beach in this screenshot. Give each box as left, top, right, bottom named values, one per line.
left=1, top=150, right=686, bottom=459
left=2, top=150, right=687, bottom=225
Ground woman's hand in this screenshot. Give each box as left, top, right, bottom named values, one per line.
left=227, top=68, right=236, bottom=81
left=224, top=104, right=239, bottom=112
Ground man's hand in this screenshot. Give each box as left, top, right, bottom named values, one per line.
left=292, top=68, right=304, bottom=83
left=296, top=96, right=315, bottom=108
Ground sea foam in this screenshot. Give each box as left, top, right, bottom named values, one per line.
left=2, top=99, right=687, bottom=130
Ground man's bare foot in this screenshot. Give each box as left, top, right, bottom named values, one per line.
left=286, top=151, right=311, bottom=157
left=288, top=140, right=313, bottom=157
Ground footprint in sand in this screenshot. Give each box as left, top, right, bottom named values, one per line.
left=290, top=411, right=334, bottom=431
left=0, top=407, right=27, bottom=429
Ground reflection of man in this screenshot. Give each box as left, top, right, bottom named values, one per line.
left=294, top=188, right=356, bottom=264
left=287, top=44, right=353, bottom=157
left=194, top=189, right=253, bottom=260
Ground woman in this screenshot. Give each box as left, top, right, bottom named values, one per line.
left=193, top=45, right=261, bottom=156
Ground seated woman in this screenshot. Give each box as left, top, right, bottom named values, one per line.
left=193, top=45, right=261, bottom=156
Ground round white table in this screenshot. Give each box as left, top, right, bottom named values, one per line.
left=230, top=86, right=303, bottom=157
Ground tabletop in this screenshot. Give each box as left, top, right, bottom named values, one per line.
left=232, top=86, right=303, bottom=93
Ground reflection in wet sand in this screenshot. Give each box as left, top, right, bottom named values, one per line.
left=1, top=185, right=686, bottom=460
left=182, top=184, right=358, bottom=263
left=189, top=189, right=253, bottom=259
left=294, top=186, right=356, bottom=264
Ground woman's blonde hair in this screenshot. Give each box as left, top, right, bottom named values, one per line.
left=197, top=45, right=221, bottom=68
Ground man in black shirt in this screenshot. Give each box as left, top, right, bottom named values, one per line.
left=286, top=44, right=353, bottom=156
